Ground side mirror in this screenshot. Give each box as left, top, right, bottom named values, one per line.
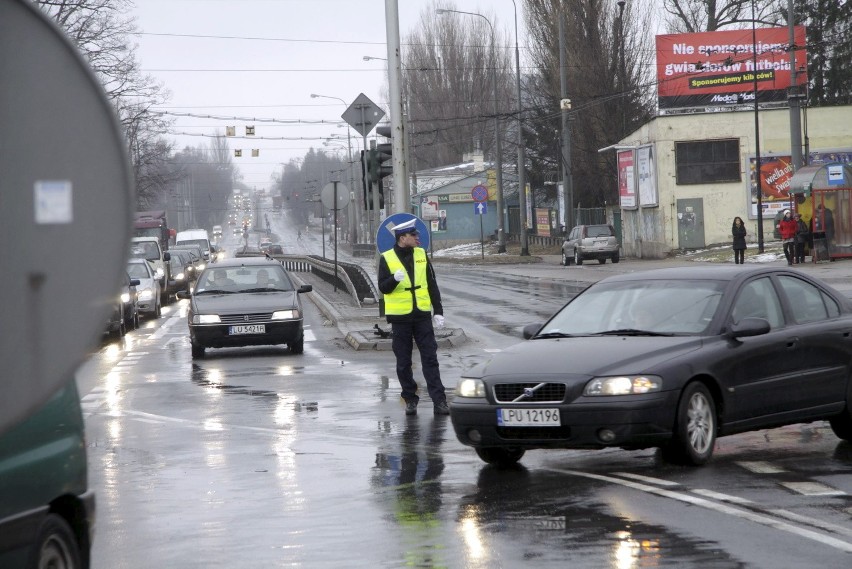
left=163, top=252, right=171, bottom=261
left=176, top=290, right=191, bottom=300
left=129, top=279, right=141, bottom=287
left=727, top=317, right=770, bottom=339
left=298, top=285, right=313, bottom=294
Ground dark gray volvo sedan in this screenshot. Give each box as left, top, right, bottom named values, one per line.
left=450, top=266, right=852, bottom=467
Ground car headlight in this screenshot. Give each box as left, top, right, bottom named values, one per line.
left=456, top=378, right=486, bottom=398
left=272, top=310, right=299, bottom=320
left=584, top=375, right=662, bottom=396
left=155, top=268, right=165, bottom=279
left=120, top=292, right=130, bottom=303
left=138, top=288, right=154, bottom=301
left=192, top=314, right=221, bottom=324
left=198, top=263, right=206, bottom=271
left=175, top=272, right=185, bottom=281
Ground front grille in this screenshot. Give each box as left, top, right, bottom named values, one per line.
left=493, top=383, right=567, bottom=403
left=219, top=313, right=273, bottom=324
left=497, top=426, right=572, bottom=440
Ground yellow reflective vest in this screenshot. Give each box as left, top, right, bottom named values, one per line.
left=382, top=248, right=432, bottom=315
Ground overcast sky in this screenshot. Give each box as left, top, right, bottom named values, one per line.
left=131, top=0, right=654, bottom=191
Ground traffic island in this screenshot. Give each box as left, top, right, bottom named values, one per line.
left=345, top=327, right=467, bottom=351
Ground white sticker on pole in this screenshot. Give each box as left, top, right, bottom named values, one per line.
left=34, top=180, right=73, bottom=224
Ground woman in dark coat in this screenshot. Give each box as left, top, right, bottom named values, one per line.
left=732, top=216, right=747, bottom=264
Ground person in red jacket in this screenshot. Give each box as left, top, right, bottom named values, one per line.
left=778, top=209, right=798, bottom=266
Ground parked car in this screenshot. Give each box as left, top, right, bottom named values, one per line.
left=561, top=224, right=620, bottom=265
left=105, top=272, right=139, bottom=339
left=0, top=379, right=94, bottom=568
left=449, top=266, right=852, bottom=467
left=126, top=258, right=162, bottom=318
left=177, top=257, right=312, bottom=358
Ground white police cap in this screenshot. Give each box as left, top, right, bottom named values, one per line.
left=393, top=219, right=418, bottom=236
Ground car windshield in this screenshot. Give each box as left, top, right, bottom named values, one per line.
left=127, top=263, right=151, bottom=279
left=178, top=239, right=208, bottom=250
left=585, top=226, right=612, bottom=238
left=195, top=266, right=294, bottom=294
left=538, top=279, right=725, bottom=336
left=129, top=241, right=159, bottom=261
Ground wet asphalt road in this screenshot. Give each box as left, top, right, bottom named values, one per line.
left=72, top=217, right=852, bottom=568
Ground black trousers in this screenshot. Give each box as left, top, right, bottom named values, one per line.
left=795, top=242, right=806, bottom=263
left=391, top=318, right=446, bottom=405
left=733, top=248, right=745, bottom=264
left=783, top=241, right=795, bottom=264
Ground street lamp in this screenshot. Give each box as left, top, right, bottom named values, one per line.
left=310, top=93, right=359, bottom=244
left=437, top=8, right=506, bottom=253
left=510, top=0, right=529, bottom=255
left=617, top=1, right=626, bottom=137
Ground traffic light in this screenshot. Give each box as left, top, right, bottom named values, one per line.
left=368, top=124, right=393, bottom=184
left=360, top=149, right=382, bottom=210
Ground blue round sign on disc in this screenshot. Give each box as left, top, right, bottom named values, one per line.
left=471, top=184, right=488, bottom=202
left=375, top=213, right=431, bottom=253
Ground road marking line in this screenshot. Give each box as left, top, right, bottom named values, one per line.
left=150, top=314, right=182, bottom=340
left=736, top=460, right=787, bottom=474
left=691, top=488, right=754, bottom=505
left=611, top=472, right=680, bottom=486
left=544, top=467, right=852, bottom=553
left=770, top=509, right=852, bottom=538
left=780, top=481, right=846, bottom=496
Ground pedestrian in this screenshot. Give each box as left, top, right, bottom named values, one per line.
left=814, top=203, right=835, bottom=256
left=794, top=213, right=809, bottom=264
left=778, top=209, right=797, bottom=266
left=378, top=219, right=450, bottom=416
left=731, top=216, right=747, bottom=264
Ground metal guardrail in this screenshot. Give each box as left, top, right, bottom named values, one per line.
left=235, top=250, right=379, bottom=308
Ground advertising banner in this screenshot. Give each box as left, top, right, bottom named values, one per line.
left=618, top=150, right=636, bottom=209
left=656, top=26, right=807, bottom=110
left=637, top=145, right=658, bottom=207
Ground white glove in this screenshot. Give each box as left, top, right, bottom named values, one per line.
left=393, top=269, right=406, bottom=282
left=433, top=315, right=445, bottom=329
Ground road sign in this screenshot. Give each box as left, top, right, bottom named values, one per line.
left=376, top=213, right=430, bottom=253
left=2, top=0, right=134, bottom=434
left=471, top=184, right=488, bottom=202
left=320, top=182, right=350, bottom=210
left=342, top=93, right=385, bottom=137
left=475, top=202, right=488, bottom=215
left=420, top=196, right=439, bottom=220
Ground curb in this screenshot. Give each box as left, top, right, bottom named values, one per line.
left=344, top=328, right=467, bottom=351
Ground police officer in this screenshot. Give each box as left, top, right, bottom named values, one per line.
left=378, top=219, right=449, bottom=416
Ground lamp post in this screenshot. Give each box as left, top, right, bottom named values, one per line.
left=750, top=0, right=765, bottom=253
left=617, top=1, right=626, bottom=137
left=310, top=93, right=359, bottom=244
left=509, top=0, right=529, bottom=255
left=437, top=8, right=506, bottom=252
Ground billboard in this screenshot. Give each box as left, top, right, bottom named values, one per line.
left=618, top=150, right=636, bottom=209
left=656, top=26, right=807, bottom=110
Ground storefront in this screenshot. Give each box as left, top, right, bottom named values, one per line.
left=789, top=163, right=852, bottom=261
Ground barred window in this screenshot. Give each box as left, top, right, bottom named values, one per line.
left=675, top=139, right=741, bottom=185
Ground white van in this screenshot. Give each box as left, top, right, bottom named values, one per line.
left=175, top=229, right=213, bottom=262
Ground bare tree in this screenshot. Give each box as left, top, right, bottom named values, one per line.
left=523, top=0, right=655, bottom=207
left=34, top=0, right=177, bottom=205
left=402, top=0, right=515, bottom=170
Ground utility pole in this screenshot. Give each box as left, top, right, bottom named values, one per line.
left=385, top=0, right=409, bottom=214
left=787, top=0, right=803, bottom=171
left=558, top=13, right=573, bottom=235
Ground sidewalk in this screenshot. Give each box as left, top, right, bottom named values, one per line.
left=297, top=249, right=852, bottom=350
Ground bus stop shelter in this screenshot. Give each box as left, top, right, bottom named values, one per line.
left=789, top=163, right=852, bottom=262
